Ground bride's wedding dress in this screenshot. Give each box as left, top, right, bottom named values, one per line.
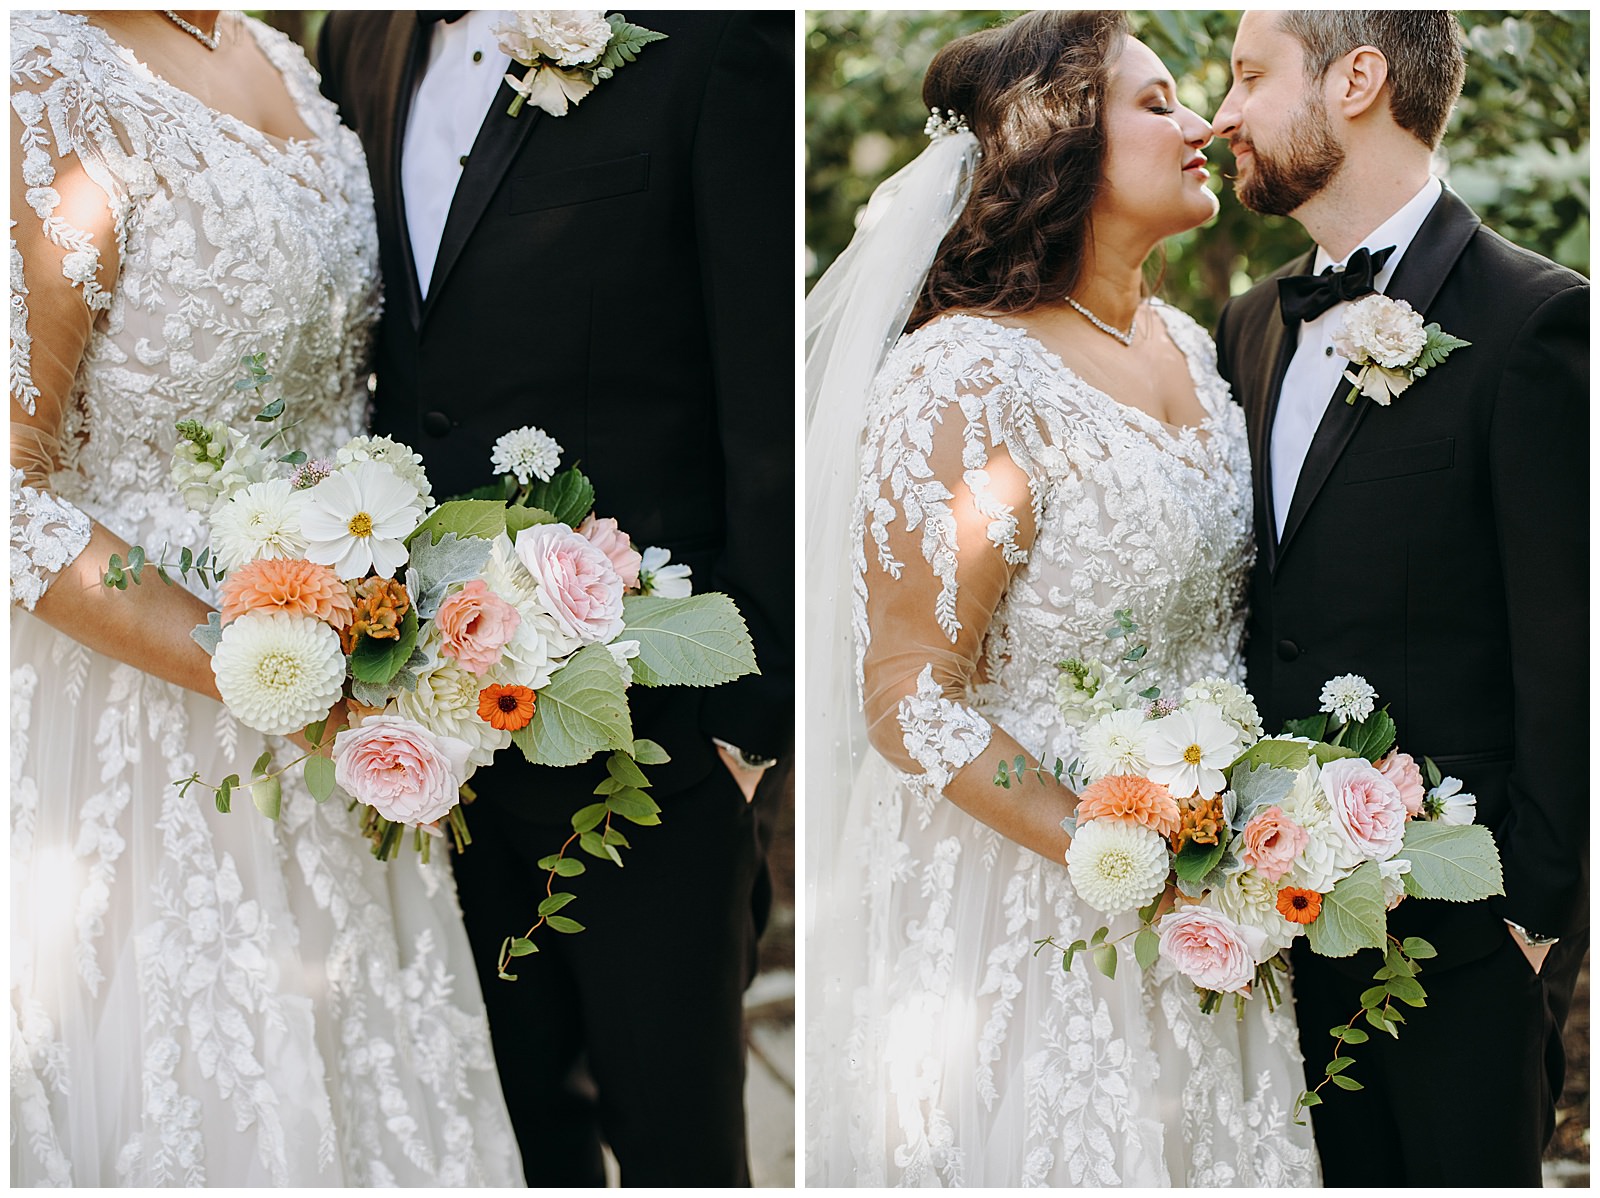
left=10, top=11, right=519, bottom=1184
left=807, top=305, right=1320, bottom=1185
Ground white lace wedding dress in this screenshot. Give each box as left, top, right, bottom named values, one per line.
left=807, top=306, right=1321, bottom=1186
left=10, top=11, right=520, bottom=1185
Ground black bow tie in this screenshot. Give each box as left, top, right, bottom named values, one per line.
left=418, top=11, right=468, bottom=25
left=1277, top=245, right=1397, bottom=326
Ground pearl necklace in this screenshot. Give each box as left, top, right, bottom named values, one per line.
left=162, top=10, right=220, bottom=51
left=1066, top=296, right=1138, bottom=346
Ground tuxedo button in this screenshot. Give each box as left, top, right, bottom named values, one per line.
left=423, top=411, right=452, bottom=437
left=1324, top=345, right=1334, bottom=356
left=1276, top=639, right=1301, bottom=662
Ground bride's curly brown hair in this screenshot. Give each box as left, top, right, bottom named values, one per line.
left=907, top=10, right=1129, bottom=332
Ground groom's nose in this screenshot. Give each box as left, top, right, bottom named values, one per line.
left=1212, top=87, right=1241, bottom=141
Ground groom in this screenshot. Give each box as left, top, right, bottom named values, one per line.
left=317, top=10, right=793, bottom=1186
left=1213, top=11, right=1587, bottom=1187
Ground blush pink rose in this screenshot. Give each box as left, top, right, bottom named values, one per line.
left=332, top=713, right=473, bottom=827
left=1157, top=906, right=1269, bottom=994
left=514, top=524, right=625, bottom=644
left=1239, top=806, right=1309, bottom=883
left=1320, top=756, right=1407, bottom=861
left=578, top=514, right=642, bottom=591
left=434, top=579, right=521, bottom=675
left=1377, top=750, right=1426, bottom=816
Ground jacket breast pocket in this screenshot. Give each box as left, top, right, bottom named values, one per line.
left=508, top=154, right=650, bottom=213
left=1341, top=436, right=1455, bottom=485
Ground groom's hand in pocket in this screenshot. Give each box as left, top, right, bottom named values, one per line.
left=1506, top=923, right=1553, bottom=975
left=714, top=742, right=767, bottom=803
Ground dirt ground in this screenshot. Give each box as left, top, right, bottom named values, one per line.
left=1548, top=954, right=1590, bottom=1176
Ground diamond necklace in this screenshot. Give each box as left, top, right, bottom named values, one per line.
left=1065, top=296, right=1138, bottom=346
left=162, top=10, right=220, bottom=50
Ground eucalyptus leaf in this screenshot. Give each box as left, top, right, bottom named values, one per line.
left=304, top=754, right=336, bottom=802
left=251, top=775, right=282, bottom=820
left=192, top=611, right=224, bottom=656
left=1134, top=927, right=1160, bottom=971
left=545, top=915, right=586, bottom=934
left=1092, top=944, right=1118, bottom=980
left=506, top=938, right=538, bottom=957
left=537, top=892, right=577, bottom=917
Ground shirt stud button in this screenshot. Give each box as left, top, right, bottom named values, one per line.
left=472, top=50, right=483, bottom=62
left=1324, top=345, right=1334, bottom=356
left=459, top=154, right=469, bottom=167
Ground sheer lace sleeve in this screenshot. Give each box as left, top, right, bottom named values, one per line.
left=854, top=320, right=1074, bottom=857
left=10, top=39, right=130, bottom=608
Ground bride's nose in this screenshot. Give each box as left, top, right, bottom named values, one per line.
left=1183, top=109, right=1213, bottom=150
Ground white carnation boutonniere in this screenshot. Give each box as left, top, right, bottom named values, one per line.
left=494, top=11, right=666, bottom=119
left=1332, top=294, right=1471, bottom=407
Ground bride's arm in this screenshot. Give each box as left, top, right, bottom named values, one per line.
left=10, top=104, right=223, bottom=702
left=858, top=351, right=1075, bottom=863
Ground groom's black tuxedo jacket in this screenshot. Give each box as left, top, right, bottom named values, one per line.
left=317, top=12, right=794, bottom=814
left=1215, top=188, right=1587, bottom=965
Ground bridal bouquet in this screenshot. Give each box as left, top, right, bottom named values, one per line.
left=107, top=355, right=755, bottom=965
left=1033, top=612, right=1502, bottom=1117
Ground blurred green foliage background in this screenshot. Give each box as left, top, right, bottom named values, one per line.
left=806, top=10, right=1590, bottom=328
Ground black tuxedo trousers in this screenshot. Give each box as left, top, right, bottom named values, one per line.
left=1216, top=188, right=1587, bottom=1186
left=318, top=11, right=795, bottom=1185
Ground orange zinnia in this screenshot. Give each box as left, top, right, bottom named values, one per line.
left=219, top=557, right=355, bottom=628
left=1276, top=886, right=1323, bottom=925
left=478, top=683, right=536, bottom=731
left=1074, top=774, right=1180, bottom=839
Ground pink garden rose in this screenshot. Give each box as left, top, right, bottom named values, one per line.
left=578, top=514, right=642, bottom=591
left=1157, top=906, right=1269, bottom=994
left=1319, top=756, right=1408, bottom=861
left=332, top=713, right=473, bottom=827
left=514, top=524, right=625, bottom=644
left=1239, top=806, right=1309, bottom=883
left=435, top=579, right=521, bottom=675
left=1377, top=750, right=1426, bottom=816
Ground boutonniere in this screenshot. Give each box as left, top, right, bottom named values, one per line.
left=1332, top=294, right=1471, bottom=406
left=493, top=11, right=666, bottom=119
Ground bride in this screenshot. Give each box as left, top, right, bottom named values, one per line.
left=806, top=11, right=1319, bottom=1185
left=11, top=10, right=519, bottom=1184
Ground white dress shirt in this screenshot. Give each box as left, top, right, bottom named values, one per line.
left=1269, top=176, right=1443, bottom=539
left=401, top=11, right=513, bottom=299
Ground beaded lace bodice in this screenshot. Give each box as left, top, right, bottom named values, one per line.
left=10, top=9, right=376, bottom=606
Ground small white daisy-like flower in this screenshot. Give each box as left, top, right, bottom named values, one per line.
left=638, top=545, right=692, bottom=598
left=336, top=435, right=434, bottom=510
left=1066, top=817, right=1170, bottom=917
left=1143, top=703, right=1241, bottom=799
left=1425, top=776, right=1477, bottom=825
left=212, top=612, right=346, bottom=736
left=1078, top=708, right=1151, bottom=780
left=210, top=479, right=309, bottom=569
left=491, top=426, right=563, bottom=485
left=1319, top=674, right=1378, bottom=724
left=300, top=461, right=424, bottom=579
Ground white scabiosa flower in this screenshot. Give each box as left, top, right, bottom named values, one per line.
left=210, top=479, right=309, bottom=570
left=637, top=545, right=692, bottom=598
left=1078, top=708, right=1151, bottom=780
left=336, top=435, right=434, bottom=511
left=395, top=642, right=511, bottom=770
left=1065, top=818, right=1169, bottom=917
left=1143, top=703, right=1241, bottom=799
left=300, top=461, right=424, bottom=579
left=1319, top=674, right=1377, bottom=724
left=212, top=612, right=346, bottom=736
left=490, top=426, right=563, bottom=485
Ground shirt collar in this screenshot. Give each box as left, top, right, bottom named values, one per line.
left=1312, top=175, right=1443, bottom=291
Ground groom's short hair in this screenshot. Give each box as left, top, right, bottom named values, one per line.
left=1278, top=11, right=1465, bottom=149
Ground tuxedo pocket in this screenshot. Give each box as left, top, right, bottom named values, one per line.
left=508, top=153, right=650, bottom=213
left=1341, top=436, right=1454, bottom=484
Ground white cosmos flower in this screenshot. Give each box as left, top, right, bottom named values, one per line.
left=490, top=426, right=563, bottom=485
left=1378, top=857, right=1411, bottom=910
left=1143, top=703, right=1241, bottom=799
left=1319, top=674, right=1377, bottom=724
left=212, top=612, right=345, bottom=736
left=1426, top=776, right=1478, bottom=825
left=210, top=478, right=308, bottom=569
left=1078, top=708, right=1151, bottom=780
left=300, top=461, right=423, bottom=579
left=638, top=545, right=692, bottom=598
left=606, top=638, right=641, bottom=687
left=1066, top=818, right=1169, bottom=917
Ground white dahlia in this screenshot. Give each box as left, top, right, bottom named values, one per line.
left=395, top=643, right=510, bottom=769
left=212, top=612, right=346, bottom=736
left=490, top=426, right=563, bottom=486
left=1213, top=861, right=1302, bottom=955
left=300, top=460, right=424, bottom=579
left=210, top=479, right=309, bottom=570
left=1066, top=818, right=1169, bottom=917
left=1077, top=708, right=1151, bottom=780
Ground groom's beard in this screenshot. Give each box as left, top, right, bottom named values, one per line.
left=1235, top=99, right=1345, bottom=217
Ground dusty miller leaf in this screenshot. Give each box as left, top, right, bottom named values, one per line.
left=405, top=531, right=492, bottom=619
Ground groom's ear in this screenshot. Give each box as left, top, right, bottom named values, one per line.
left=1330, top=45, right=1390, bottom=123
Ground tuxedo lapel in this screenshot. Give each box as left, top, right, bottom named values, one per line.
left=1275, top=188, right=1481, bottom=563
left=371, top=13, right=431, bottom=331
left=1253, top=249, right=1312, bottom=574
left=422, top=71, right=542, bottom=327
